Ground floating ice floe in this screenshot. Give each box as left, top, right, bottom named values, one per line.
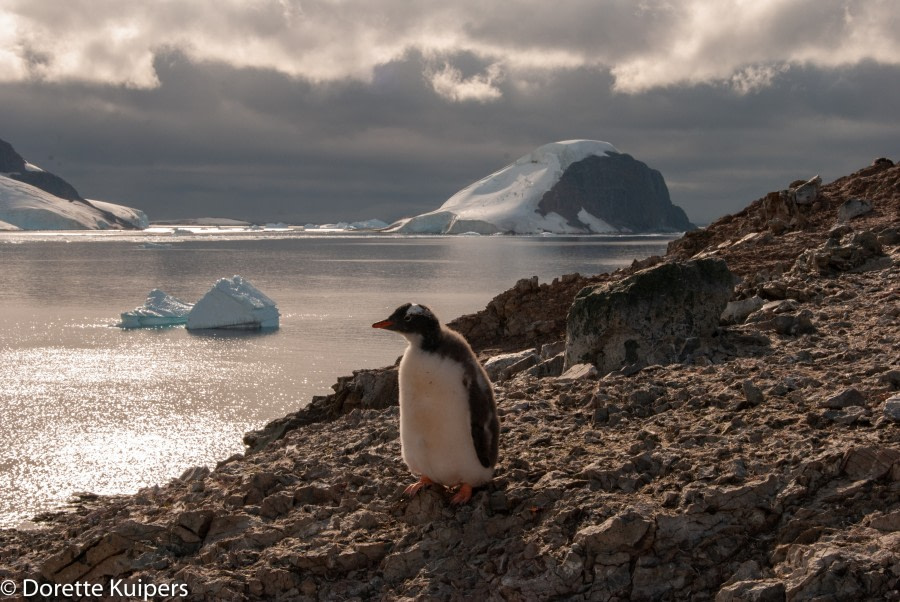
left=120, top=289, right=194, bottom=328
left=186, top=275, right=279, bottom=331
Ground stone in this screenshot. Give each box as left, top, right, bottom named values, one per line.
left=722, top=296, right=765, bottom=324
left=540, top=340, right=567, bottom=359
left=525, top=353, right=566, bottom=378
left=869, top=510, right=900, bottom=532
left=260, top=491, right=295, bottom=519
left=742, top=380, right=765, bottom=406
left=716, top=580, right=786, bottom=602
left=877, top=227, right=900, bottom=245
left=817, top=388, right=866, bottom=409
left=841, top=447, right=900, bottom=481
left=795, top=230, right=884, bottom=274
left=564, top=258, right=734, bottom=373
left=880, top=371, right=900, bottom=389
left=837, top=198, right=873, bottom=222
left=483, top=349, right=538, bottom=381
left=575, top=511, right=654, bottom=556
left=883, top=395, right=900, bottom=422
left=790, top=175, right=822, bottom=205
left=557, top=363, right=598, bottom=382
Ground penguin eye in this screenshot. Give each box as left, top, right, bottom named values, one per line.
left=404, top=315, right=413, bottom=322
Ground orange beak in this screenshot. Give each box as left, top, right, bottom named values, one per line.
left=372, top=319, right=394, bottom=329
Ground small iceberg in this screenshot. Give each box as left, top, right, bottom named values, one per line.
left=186, top=275, right=279, bottom=331
left=120, top=289, right=194, bottom=328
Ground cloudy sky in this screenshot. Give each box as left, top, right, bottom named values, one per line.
left=1, top=0, right=898, bottom=225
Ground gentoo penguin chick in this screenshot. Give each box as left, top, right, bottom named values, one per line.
left=372, top=303, right=499, bottom=504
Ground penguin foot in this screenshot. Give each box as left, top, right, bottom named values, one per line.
left=403, top=476, right=435, bottom=498
left=450, top=483, right=473, bottom=505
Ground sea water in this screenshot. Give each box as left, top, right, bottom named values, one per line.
left=0, top=231, right=675, bottom=527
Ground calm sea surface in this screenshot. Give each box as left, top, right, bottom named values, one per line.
left=0, top=230, right=674, bottom=527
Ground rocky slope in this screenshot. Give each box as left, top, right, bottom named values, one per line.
left=0, top=160, right=898, bottom=600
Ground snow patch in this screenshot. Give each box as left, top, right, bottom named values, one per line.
left=347, top=219, right=389, bottom=230
left=576, top=208, right=618, bottom=233
left=186, top=276, right=279, bottom=330
left=89, top=199, right=149, bottom=229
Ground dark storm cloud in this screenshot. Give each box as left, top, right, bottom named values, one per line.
left=1, top=1, right=898, bottom=224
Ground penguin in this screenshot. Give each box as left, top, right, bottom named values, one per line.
left=372, top=303, right=499, bottom=504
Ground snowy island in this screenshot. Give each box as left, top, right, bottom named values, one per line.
left=0, top=138, right=147, bottom=231
left=385, top=140, right=694, bottom=235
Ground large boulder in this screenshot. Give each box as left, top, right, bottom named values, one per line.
left=564, top=258, right=734, bottom=373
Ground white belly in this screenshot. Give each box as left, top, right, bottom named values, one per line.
left=399, top=345, right=494, bottom=487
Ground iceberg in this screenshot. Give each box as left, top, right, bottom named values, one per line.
left=120, top=289, right=194, bottom=328
left=186, top=276, right=279, bottom=331
left=347, top=218, right=389, bottom=230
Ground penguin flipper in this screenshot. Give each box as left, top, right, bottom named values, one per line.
left=467, top=377, right=499, bottom=469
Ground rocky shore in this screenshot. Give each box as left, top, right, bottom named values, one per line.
left=1, top=160, right=898, bottom=601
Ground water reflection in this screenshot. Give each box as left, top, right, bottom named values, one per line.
left=0, top=233, right=676, bottom=527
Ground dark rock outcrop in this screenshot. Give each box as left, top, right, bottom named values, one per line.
left=564, top=258, right=735, bottom=373
left=0, top=137, right=84, bottom=201
left=537, top=151, right=695, bottom=232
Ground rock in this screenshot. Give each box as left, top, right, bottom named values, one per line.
left=539, top=340, right=566, bottom=359
left=880, top=371, right=900, bottom=390
left=883, top=395, right=900, bottom=422
left=869, top=509, right=900, bottom=532
left=742, top=380, right=765, bottom=406
left=722, top=296, right=765, bottom=324
left=260, top=491, right=294, bottom=518
left=243, top=365, right=399, bottom=452
left=877, top=227, right=900, bottom=245
left=179, top=465, right=211, bottom=482
left=525, top=353, right=566, bottom=378
left=483, top=349, right=538, bottom=381
left=564, top=258, right=734, bottom=373
left=716, top=580, right=786, bottom=602
left=790, top=175, right=822, bottom=205
left=575, top=511, right=654, bottom=557
left=557, top=363, right=598, bottom=382
left=750, top=308, right=815, bottom=336
left=841, top=447, right=900, bottom=481
left=837, top=198, right=873, bottom=222
left=817, top=388, right=866, bottom=409
left=795, top=230, right=884, bottom=274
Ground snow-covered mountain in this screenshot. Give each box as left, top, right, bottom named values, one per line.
left=386, top=140, right=694, bottom=235
left=0, top=138, right=147, bottom=230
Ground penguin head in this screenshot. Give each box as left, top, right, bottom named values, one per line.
left=372, top=303, right=440, bottom=341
